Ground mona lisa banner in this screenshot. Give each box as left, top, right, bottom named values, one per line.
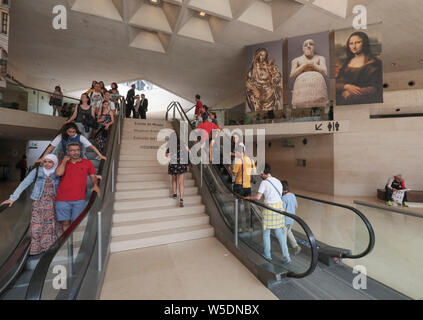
left=245, top=40, right=283, bottom=113
left=287, top=31, right=330, bottom=109
left=334, top=26, right=383, bottom=106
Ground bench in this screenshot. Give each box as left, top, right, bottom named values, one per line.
left=377, top=189, right=423, bottom=203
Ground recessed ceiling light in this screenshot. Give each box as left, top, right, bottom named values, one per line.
left=150, top=0, right=161, bottom=4
left=199, top=11, right=206, bottom=17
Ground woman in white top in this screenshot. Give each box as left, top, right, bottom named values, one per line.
left=37, top=122, right=106, bottom=162
left=244, top=163, right=291, bottom=263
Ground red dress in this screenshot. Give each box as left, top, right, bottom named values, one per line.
left=30, top=176, right=63, bottom=255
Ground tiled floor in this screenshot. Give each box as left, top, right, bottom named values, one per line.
left=100, top=237, right=277, bottom=300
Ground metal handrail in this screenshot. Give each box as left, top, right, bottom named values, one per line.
left=294, top=193, right=375, bottom=259
left=25, top=97, right=125, bottom=300
left=166, top=102, right=319, bottom=278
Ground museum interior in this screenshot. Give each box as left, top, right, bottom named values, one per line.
left=0, top=0, right=422, bottom=301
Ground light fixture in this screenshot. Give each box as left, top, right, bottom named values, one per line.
left=199, top=11, right=206, bottom=17
left=391, top=62, right=397, bottom=67
left=149, top=0, right=161, bottom=4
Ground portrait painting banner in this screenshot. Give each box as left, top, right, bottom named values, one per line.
left=335, top=26, right=383, bottom=106
left=287, top=31, right=330, bottom=109
left=245, top=40, right=283, bottom=113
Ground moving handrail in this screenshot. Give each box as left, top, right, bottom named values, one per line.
left=166, top=102, right=319, bottom=278
left=294, top=194, right=375, bottom=259
left=25, top=97, right=125, bottom=300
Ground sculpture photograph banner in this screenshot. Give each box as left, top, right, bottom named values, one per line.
left=288, top=31, right=330, bottom=109
left=245, top=40, right=283, bottom=113
left=335, top=26, right=383, bottom=106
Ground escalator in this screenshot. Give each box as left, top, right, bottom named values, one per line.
left=167, top=101, right=411, bottom=300
left=0, top=97, right=124, bottom=300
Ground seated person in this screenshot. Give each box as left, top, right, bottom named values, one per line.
left=385, top=174, right=408, bottom=207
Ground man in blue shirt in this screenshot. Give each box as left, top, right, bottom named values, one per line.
left=281, top=180, right=301, bottom=255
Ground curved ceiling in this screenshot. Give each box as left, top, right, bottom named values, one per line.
left=8, top=0, right=423, bottom=105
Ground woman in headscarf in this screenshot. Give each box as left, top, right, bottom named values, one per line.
left=1, top=155, right=63, bottom=255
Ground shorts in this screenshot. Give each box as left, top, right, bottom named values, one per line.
left=56, top=200, right=86, bottom=222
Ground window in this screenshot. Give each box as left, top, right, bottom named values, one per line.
left=3, top=1, right=9, bottom=6
left=1, top=12, right=7, bottom=35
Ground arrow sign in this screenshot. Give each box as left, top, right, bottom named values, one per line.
left=315, top=123, right=322, bottom=131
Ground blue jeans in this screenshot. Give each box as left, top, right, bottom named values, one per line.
left=263, top=227, right=290, bottom=261
left=56, top=200, right=86, bottom=222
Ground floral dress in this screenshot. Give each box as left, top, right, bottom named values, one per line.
left=30, top=176, right=63, bottom=255
left=168, top=146, right=188, bottom=176
left=95, top=113, right=112, bottom=153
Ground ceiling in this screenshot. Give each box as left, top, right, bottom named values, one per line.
left=8, top=0, right=423, bottom=106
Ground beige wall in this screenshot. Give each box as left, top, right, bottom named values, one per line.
left=333, top=103, right=423, bottom=197
left=265, top=134, right=334, bottom=195
left=0, top=139, right=27, bottom=182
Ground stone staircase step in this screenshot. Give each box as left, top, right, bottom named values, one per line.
left=121, top=140, right=165, bottom=147
left=114, top=186, right=198, bottom=200
left=118, top=160, right=165, bottom=168
left=117, top=172, right=192, bottom=182
left=116, top=179, right=196, bottom=191
left=111, top=213, right=210, bottom=237
left=113, top=204, right=206, bottom=223
left=110, top=225, right=215, bottom=253
left=113, top=195, right=202, bottom=211
left=119, top=154, right=166, bottom=161
left=118, top=166, right=168, bottom=175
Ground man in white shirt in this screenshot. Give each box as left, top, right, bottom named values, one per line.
left=244, top=163, right=290, bottom=263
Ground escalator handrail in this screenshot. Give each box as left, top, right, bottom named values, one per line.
left=25, top=97, right=125, bottom=300
left=167, top=102, right=319, bottom=278
left=168, top=102, right=375, bottom=261
left=294, top=193, right=375, bottom=259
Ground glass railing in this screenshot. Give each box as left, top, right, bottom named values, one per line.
left=222, top=106, right=333, bottom=126
left=0, top=79, right=80, bottom=117
left=292, top=195, right=375, bottom=259
left=203, top=164, right=317, bottom=277
left=167, top=101, right=319, bottom=278
left=25, top=97, right=124, bottom=300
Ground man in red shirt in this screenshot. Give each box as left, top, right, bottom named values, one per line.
left=55, top=142, right=100, bottom=231
left=196, top=119, right=219, bottom=163
left=194, top=94, right=204, bottom=123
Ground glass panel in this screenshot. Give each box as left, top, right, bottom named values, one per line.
left=204, top=165, right=313, bottom=276
left=0, top=81, right=79, bottom=116
left=346, top=204, right=423, bottom=300
left=295, top=197, right=370, bottom=256
left=40, top=211, right=94, bottom=299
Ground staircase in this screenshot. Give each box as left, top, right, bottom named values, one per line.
left=110, top=119, right=214, bottom=253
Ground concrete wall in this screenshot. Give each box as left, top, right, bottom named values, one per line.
left=265, top=134, right=334, bottom=195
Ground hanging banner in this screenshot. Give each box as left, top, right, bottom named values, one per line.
left=245, top=40, right=283, bottom=113
left=288, top=31, right=330, bottom=109
left=335, top=26, right=383, bottom=106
